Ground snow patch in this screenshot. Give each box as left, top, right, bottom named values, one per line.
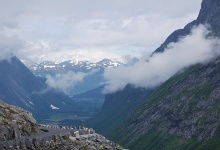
left=44, top=65, right=55, bottom=68
left=29, top=101, right=34, bottom=105
left=50, top=104, right=59, bottom=110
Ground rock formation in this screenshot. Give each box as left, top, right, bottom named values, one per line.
left=0, top=100, right=125, bottom=150
left=0, top=100, right=40, bottom=141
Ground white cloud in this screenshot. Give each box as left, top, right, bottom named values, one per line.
left=0, top=34, right=24, bottom=60
left=0, top=0, right=202, bottom=62
left=104, top=25, right=220, bottom=93
left=45, top=70, right=97, bottom=93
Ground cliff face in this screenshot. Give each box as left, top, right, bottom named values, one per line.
left=155, top=0, right=220, bottom=53
left=0, top=100, right=40, bottom=141
left=110, top=58, right=220, bottom=149
left=197, top=0, right=220, bottom=22
left=108, top=0, right=220, bottom=149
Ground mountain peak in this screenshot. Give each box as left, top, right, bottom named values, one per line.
left=154, top=0, right=220, bottom=53
left=196, top=0, right=220, bottom=37
left=98, top=58, right=112, bottom=63
left=197, top=0, right=220, bottom=22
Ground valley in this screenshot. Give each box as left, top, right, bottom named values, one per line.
left=1, top=0, right=220, bottom=150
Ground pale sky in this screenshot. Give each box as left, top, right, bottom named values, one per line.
left=0, top=0, right=202, bottom=63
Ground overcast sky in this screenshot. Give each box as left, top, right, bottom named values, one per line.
left=0, top=0, right=202, bottom=63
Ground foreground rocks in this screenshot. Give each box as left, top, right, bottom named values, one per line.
left=68, top=133, right=124, bottom=150
left=0, top=100, right=125, bottom=150
left=0, top=133, right=124, bottom=150
left=0, top=100, right=41, bottom=141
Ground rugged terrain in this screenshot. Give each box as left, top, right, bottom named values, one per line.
left=0, top=56, right=78, bottom=122
left=0, top=100, right=41, bottom=141
left=154, top=0, right=220, bottom=54
left=0, top=100, right=125, bottom=150
left=107, top=0, right=220, bottom=149
left=110, top=59, right=220, bottom=149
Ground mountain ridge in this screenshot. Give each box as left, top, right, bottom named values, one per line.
left=155, top=0, right=220, bottom=53
left=0, top=56, right=76, bottom=121
left=23, top=58, right=123, bottom=96
left=25, top=58, right=123, bottom=75
left=93, top=0, right=220, bottom=149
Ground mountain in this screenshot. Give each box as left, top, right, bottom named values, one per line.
left=0, top=56, right=76, bottom=121
left=106, top=0, right=220, bottom=149
left=109, top=58, right=220, bottom=150
left=72, top=85, right=105, bottom=100
left=26, top=58, right=122, bottom=75
left=87, top=84, right=154, bottom=135
left=154, top=0, right=220, bottom=53
left=24, top=59, right=123, bottom=95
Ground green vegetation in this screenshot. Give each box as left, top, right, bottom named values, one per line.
left=108, top=60, right=220, bottom=149
left=40, top=112, right=90, bottom=125
left=88, top=85, right=154, bottom=136
left=113, top=129, right=220, bottom=150
left=144, top=65, right=198, bottom=106
left=30, top=130, right=38, bottom=136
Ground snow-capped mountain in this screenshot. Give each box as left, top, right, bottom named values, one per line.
left=25, top=58, right=122, bottom=76
left=23, top=59, right=123, bottom=96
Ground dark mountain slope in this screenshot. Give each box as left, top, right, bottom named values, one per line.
left=109, top=58, right=220, bottom=150
left=72, top=85, right=105, bottom=100
left=108, top=0, right=220, bottom=149
left=0, top=57, right=75, bottom=120
left=155, top=0, right=220, bottom=53
left=87, top=84, right=154, bottom=135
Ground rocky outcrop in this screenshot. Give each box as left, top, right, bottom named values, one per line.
left=0, top=132, right=124, bottom=150
left=0, top=100, right=125, bottom=149
left=0, top=100, right=40, bottom=142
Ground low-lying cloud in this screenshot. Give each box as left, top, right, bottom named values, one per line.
left=104, top=25, right=220, bottom=93
left=46, top=70, right=97, bottom=93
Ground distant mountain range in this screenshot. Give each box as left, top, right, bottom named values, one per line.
left=24, top=58, right=122, bottom=75
left=22, top=59, right=123, bottom=96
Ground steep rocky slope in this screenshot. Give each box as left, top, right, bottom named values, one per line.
left=109, top=59, right=220, bottom=149
left=154, top=0, right=220, bottom=53
left=108, top=0, right=220, bottom=149
left=92, top=0, right=220, bottom=150
left=0, top=56, right=76, bottom=121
